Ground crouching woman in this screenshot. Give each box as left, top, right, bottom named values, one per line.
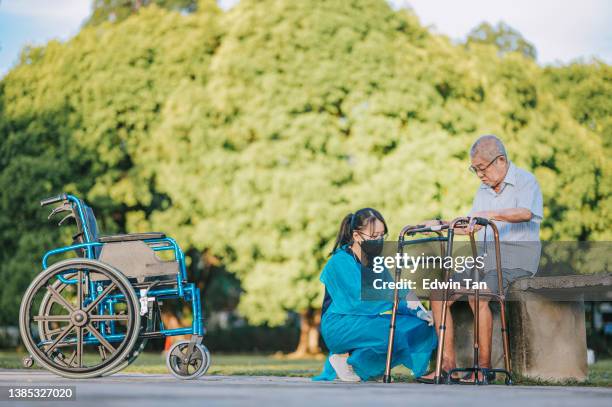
left=313, top=208, right=437, bottom=382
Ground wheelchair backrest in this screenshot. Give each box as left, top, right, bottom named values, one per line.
left=72, top=200, right=101, bottom=258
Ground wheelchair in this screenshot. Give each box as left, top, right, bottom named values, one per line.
left=19, top=194, right=210, bottom=379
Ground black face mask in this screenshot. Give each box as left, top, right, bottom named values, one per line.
left=360, top=237, right=385, bottom=257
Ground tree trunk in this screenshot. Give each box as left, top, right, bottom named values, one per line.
left=288, top=307, right=322, bottom=358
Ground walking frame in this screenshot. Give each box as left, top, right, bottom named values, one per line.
left=383, top=216, right=513, bottom=385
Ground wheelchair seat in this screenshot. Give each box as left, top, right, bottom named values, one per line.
left=99, top=232, right=166, bottom=243
left=96, top=240, right=179, bottom=283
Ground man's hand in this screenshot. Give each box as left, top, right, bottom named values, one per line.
left=466, top=210, right=491, bottom=233
left=455, top=208, right=533, bottom=234
left=470, top=210, right=494, bottom=220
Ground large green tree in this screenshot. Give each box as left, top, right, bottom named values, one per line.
left=146, top=0, right=609, bottom=353
left=88, top=0, right=199, bottom=26
left=466, top=21, right=537, bottom=60
left=1, top=0, right=609, bottom=353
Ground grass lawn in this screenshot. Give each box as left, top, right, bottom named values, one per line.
left=1, top=351, right=610, bottom=386
left=126, top=352, right=323, bottom=377
left=0, top=351, right=323, bottom=377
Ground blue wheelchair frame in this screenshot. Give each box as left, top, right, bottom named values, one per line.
left=40, top=194, right=204, bottom=347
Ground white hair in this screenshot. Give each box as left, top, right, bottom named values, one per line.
left=470, top=134, right=507, bottom=160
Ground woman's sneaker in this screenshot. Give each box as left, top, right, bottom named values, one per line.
left=329, top=354, right=361, bottom=382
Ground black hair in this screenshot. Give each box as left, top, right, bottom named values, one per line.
left=330, top=207, right=388, bottom=256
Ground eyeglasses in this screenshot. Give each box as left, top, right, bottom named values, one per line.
left=469, top=155, right=504, bottom=175
left=357, top=231, right=388, bottom=240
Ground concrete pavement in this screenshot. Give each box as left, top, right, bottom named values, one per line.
left=0, top=370, right=610, bottom=407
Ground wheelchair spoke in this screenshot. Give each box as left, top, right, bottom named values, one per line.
left=33, top=315, right=71, bottom=322
left=98, top=345, right=108, bottom=361
left=90, top=314, right=129, bottom=321
left=86, top=323, right=116, bottom=354
left=66, top=351, right=77, bottom=368
left=44, top=327, right=65, bottom=337
left=76, top=270, right=83, bottom=311
left=44, top=323, right=75, bottom=355
left=47, top=286, right=75, bottom=313
left=76, top=327, right=83, bottom=368
left=84, top=283, right=116, bottom=313
left=48, top=351, right=70, bottom=369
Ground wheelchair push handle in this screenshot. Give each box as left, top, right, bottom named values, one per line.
left=40, top=193, right=67, bottom=207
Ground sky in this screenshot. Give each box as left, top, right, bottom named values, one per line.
left=0, top=0, right=610, bottom=77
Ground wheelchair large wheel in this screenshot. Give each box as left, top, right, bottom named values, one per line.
left=19, top=258, right=140, bottom=379
left=166, top=340, right=211, bottom=380
left=34, top=277, right=147, bottom=376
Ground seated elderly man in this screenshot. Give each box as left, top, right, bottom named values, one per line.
left=419, top=134, right=543, bottom=383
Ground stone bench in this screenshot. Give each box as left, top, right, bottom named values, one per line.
left=450, top=274, right=612, bottom=382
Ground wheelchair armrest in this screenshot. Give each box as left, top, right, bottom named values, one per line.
left=98, top=232, right=166, bottom=243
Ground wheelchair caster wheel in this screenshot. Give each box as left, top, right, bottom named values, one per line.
left=22, top=355, right=34, bottom=368
left=166, top=340, right=211, bottom=380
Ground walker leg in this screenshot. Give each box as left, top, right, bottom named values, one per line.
left=499, top=299, right=512, bottom=378
left=383, top=269, right=402, bottom=383
left=434, top=296, right=449, bottom=384
left=469, top=231, right=481, bottom=384
left=473, top=290, right=480, bottom=384
left=434, top=228, right=456, bottom=384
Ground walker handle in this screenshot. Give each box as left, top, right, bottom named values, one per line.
left=472, top=216, right=489, bottom=226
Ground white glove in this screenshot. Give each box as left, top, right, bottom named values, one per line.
left=405, top=291, right=434, bottom=326
left=416, top=309, right=434, bottom=326
left=405, top=290, right=422, bottom=310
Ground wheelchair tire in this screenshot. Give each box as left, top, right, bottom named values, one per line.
left=35, top=276, right=147, bottom=376
left=19, top=258, right=141, bottom=379
left=166, top=340, right=211, bottom=380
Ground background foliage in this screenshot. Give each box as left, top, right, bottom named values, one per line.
left=0, top=0, right=609, bottom=335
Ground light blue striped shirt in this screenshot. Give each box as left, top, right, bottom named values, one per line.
left=470, top=162, right=543, bottom=274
